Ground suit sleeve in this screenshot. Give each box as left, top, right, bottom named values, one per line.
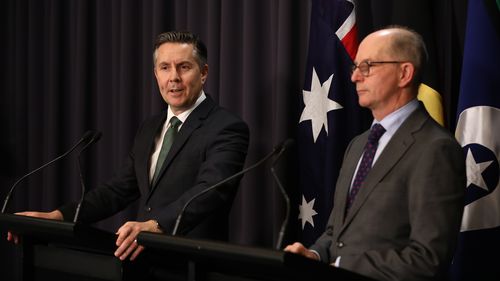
left=57, top=123, right=145, bottom=223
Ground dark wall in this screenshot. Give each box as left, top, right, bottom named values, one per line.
left=0, top=0, right=467, bottom=280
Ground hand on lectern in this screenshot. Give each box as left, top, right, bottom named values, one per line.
left=114, top=219, right=162, bottom=261
left=284, top=242, right=320, bottom=261
left=6, top=210, right=64, bottom=244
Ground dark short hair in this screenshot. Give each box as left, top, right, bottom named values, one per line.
left=153, top=31, right=208, bottom=68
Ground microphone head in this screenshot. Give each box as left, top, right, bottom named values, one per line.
left=78, top=131, right=102, bottom=156
left=274, top=138, right=295, bottom=152
left=281, top=138, right=295, bottom=150
left=91, top=131, right=103, bottom=143
left=82, top=130, right=95, bottom=142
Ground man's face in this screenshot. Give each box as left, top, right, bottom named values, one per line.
left=351, top=31, right=402, bottom=114
left=154, top=42, right=208, bottom=115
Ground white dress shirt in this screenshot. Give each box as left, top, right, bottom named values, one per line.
left=149, top=91, right=207, bottom=182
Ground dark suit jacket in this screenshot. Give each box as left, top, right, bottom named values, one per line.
left=60, top=95, right=249, bottom=240
left=310, top=104, right=466, bottom=281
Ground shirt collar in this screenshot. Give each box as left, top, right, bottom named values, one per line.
left=166, top=90, right=206, bottom=125
left=373, top=99, right=419, bottom=137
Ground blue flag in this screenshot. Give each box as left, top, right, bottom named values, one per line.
left=451, top=0, right=500, bottom=280
left=297, top=0, right=370, bottom=246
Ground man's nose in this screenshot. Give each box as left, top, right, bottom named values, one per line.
left=168, top=68, right=181, bottom=82
left=351, top=67, right=362, bottom=82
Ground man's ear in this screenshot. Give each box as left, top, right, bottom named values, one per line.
left=153, top=65, right=159, bottom=80
left=201, top=64, right=208, bottom=84
left=398, top=62, right=415, bottom=88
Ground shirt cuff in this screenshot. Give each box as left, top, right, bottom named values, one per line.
left=309, top=249, right=321, bottom=261
left=331, top=256, right=341, bottom=267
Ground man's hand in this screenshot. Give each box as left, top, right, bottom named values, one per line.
left=284, top=242, right=320, bottom=261
left=114, top=220, right=162, bottom=261
left=6, top=210, right=64, bottom=244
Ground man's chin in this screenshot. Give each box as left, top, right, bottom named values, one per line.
left=357, top=99, right=370, bottom=108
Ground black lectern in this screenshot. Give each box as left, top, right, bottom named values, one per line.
left=137, top=232, right=376, bottom=281
left=0, top=213, right=122, bottom=281
left=2, top=214, right=376, bottom=281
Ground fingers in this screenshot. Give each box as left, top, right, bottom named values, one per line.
left=114, top=239, right=135, bottom=260
left=114, top=223, right=134, bottom=260
left=115, top=222, right=133, bottom=247
left=116, top=238, right=139, bottom=261
left=114, top=221, right=148, bottom=261
left=283, top=242, right=319, bottom=261
left=14, top=210, right=63, bottom=220
left=6, top=231, right=20, bottom=244
left=6, top=210, right=63, bottom=246
left=284, top=242, right=305, bottom=253
left=129, top=245, right=145, bottom=261
left=15, top=211, right=46, bottom=217
left=15, top=211, right=33, bottom=216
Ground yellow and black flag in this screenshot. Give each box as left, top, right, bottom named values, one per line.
left=418, top=83, right=444, bottom=126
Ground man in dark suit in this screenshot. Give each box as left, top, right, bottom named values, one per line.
left=8, top=31, right=249, bottom=262
left=285, top=26, right=466, bottom=281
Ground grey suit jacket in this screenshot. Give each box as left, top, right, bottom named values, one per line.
left=60, top=95, right=249, bottom=240
left=310, top=104, right=466, bottom=281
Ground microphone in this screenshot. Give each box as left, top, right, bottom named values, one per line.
left=1, top=131, right=96, bottom=214
left=171, top=138, right=294, bottom=236
left=73, top=131, right=102, bottom=223
left=271, top=139, right=294, bottom=250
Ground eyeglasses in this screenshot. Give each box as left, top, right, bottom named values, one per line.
left=351, top=61, right=405, bottom=77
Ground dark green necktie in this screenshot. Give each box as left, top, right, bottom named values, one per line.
left=152, top=116, right=182, bottom=184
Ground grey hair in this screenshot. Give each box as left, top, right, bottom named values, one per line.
left=383, top=25, right=428, bottom=89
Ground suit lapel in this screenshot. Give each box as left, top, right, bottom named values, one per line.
left=334, top=133, right=367, bottom=224
left=136, top=112, right=167, bottom=193
left=341, top=105, right=429, bottom=229
left=148, top=96, right=216, bottom=196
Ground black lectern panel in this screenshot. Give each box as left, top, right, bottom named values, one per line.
left=2, top=214, right=377, bottom=281
left=137, top=232, right=376, bottom=281
left=0, top=214, right=122, bottom=281
left=0, top=213, right=116, bottom=252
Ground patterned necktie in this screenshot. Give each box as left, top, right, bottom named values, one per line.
left=346, top=123, right=386, bottom=211
left=152, top=116, right=182, bottom=184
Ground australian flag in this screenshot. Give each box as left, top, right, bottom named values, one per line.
left=297, top=0, right=370, bottom=246
left=451, top=0, right=500, bottom=280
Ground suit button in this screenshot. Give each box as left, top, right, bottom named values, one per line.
left=336, top=241, right=344, bottom=248
left=145, top=206, right=152, bottom=212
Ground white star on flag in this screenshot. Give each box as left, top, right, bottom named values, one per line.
left=298, top=195, right=318, bottom=229
left=299, top=67, right=343, bottom=143
left=465, top=147, right=493, bottom=191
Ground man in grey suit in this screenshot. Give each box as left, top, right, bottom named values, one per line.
left=285, top=26, right=465, bottom=281
left=7, top=31, right=249, bottom=262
